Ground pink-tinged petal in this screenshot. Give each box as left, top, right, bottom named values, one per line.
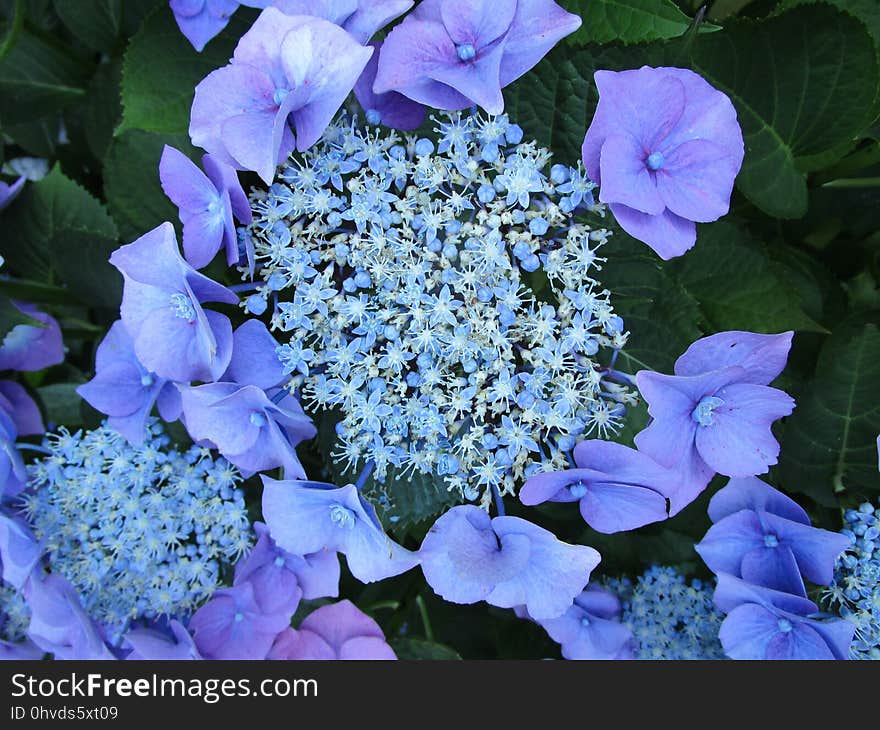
left=440, top=0, right=516, bottom=47
left=267, top=627, right=335, bottom=660
left=233, top=8, right=312, bottom=84
left=598, top=134, right=665, bottom=215
left=674, top=331, right=794, bottom=385
left=343, top=0, right=412, bottom=44
left=707, top=476, right=809, bottom=525
left=159, top=145, right=217, bottom=213
left=282, top=21, right=374, bottom=150
left=339, top=636, right=398, bottom=659
left=0, top=381, right=44, bottom=435
left=694, top=383, right=795, bottom=477
left=572, top=439, right=681, bottom=497
left=374, top=19, right=476, bottom=110
left=609, top=202, right=696, bottom=260
left=298, top=599, right=386, bottom=651
left=578, top=482, right=669, bottom=534
left=654, top=138, right=740, bottom=222
left=190, top=64, right=278, bottom=171
left=499, top=0, right=582, bottom=86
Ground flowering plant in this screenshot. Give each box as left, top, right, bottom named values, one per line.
left=0, top=0, right=878, bottom=662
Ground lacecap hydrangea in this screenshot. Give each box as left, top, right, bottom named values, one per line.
left=17, top=422, right=251, bottom=638
left=242, top=110, right=632, bottom=509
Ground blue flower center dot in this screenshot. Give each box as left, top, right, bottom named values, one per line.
left=568, top=482, right=588, bottom=499
left=365, top=109, right=382, bottom=126
left=456, top=44, right=476, bottom=62
left=330, top=504, right=356, bottom=529
left=580, top=616, right=591, bottom=628
left=763, top=533, right=779, bottom=548
left=274, top=556, right=286, bottom=568
left=646, top=152, right=665, bottom=171
left=777, top=618, right=793, bottom=633
left=691, top=396, right=724, bottom=427
left=234, top=612, right=244, bottom=623
left=140, top=374, right=154, bottom=387
left=249, top=411, right=267, bottom=428
left=273, top=88, right=289, bottom=106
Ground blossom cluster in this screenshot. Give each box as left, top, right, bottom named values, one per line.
left=824, top=502, right=880, bottom=659
left=246, top=111, right=630, bottom=508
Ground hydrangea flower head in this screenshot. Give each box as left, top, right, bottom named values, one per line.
left=374, top=0, right=581, bottom=113
left=261, top=477, right=419, bottom=583
left=159, top=145, right=252, bottom=268
left=267, top=599, right=396, bottom=659
left=695, top=477, right=850, bottom=596
left=582, top=66, right=744, bottom=259
left=77, top=321, right=182, bottom=445
left=19, top=422, right=251, bottom=636
left=189, top=8, right=373, bottom=183
left=520, top=440, right=678, bottom=533
left=110, top=222, right=238, bottom=383
left=419, top=505, right=600, bottom=619
left=714, top=573, right=854, bottom=660
left=245, top=111, right=630, bottom=511
left=0, top=302, right=64, bottom=372
left=607, top=566, right=725, bottom=660
left=823, top=501, right=880, bottom=659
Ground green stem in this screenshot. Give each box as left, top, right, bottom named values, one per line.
left=822, top=177, right=880, bottom=189
left=0, top=0, right=23, bottom=63
left=415, top=594, right=434, bottom=643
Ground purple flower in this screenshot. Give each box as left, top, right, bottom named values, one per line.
left=159, top=145, right=252, bottom=269
left=354, top=41, right=427, bottom=130
left=419, top=505, right=600, bottom=619
left=170, top=0, right=242, bottom=52
left=77, top=321, right=182, bottom=444
left=0, top=302, right=64, bottom=372
left=374, top=0, right=580, bottom=114
left=674, top=330, right=794, bottom=385
left=261, top=477, right=419, bottom=583
left=635, top=365, right=795, bottom=486
left=520, top=440, right=678, bottom=533
left=110, top=222, right=237, bottom=383
left=233, top=522, right=339, bottom=616
left=223, top=319, right=287, bottom=390
left=123, top=620, right=201, bottom=660
left=23, top=573, right=114, bottom=660
left=695, top=477, right=849, bottom=596
left=0, top=175, right=25, bottom=211
left=189, top=9, right=373, bottom=183
left=179, top=383, right=315, bottom=475
left=189, top=581, right=288, bottom=659
left=0, top=380, right=44, bottom=437
left=527, top=586, right=635, bottom=660
left=270, top=0, right=413, bottom=44
left=0, top=512, right=42, bottom=590
left=267, top=600, right=396, bottom=660
left=581, top=66, right=744, bottom=259
left=713, top=573, right=854, bottom=660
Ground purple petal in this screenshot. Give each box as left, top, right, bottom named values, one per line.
left=764, top=622, right=835, bottom=660
left=578, top=482, right=669, bottom=534
left=298, top=599, right=387, bottom=651
left=761, top=511, right=851, bottom=586
left=159, top=145, right=217, bottom=213
left=694, top=383, right=795, bottom=476
left=0, top=302, right=64, bottom=372
left=520, top=468, right=593, bottom=505
left=654, top=138, right=740, bottom=222
left=202, top=153, right=251, bottom=224
left=171, top=0, right=238, bottom=52
left=124, top=620, right=201, bottom=660
left=225, top=318, right=287, bottom=389
left=674, top=331, right=794, bottom=385
left=712, top=572, right=816, bottom=615
left=0, top=380, right=44, bottom=435
left=609, top=202, right=697, bottom=260
left=181, top=208, right=226, bottom=269
left=0, top=513, right=42, bottom=590
left=439, top=0, right=516, bottom=48
left=707, top=476, right=808, bottom=524
left=0, top=176, right=26, bottom=211
left=598, top=134, right=666, bottom=215
left=343, top=0, right=413, bottom=44
left=354, top=42, right=427, bottom=131
left=695, top=509, right=766, bottom=576
left=739, top=543, right=806, bottom=596
left=267, top=627, right=335, bottom=660
left=718, top=603, right=783, bottom=660
left=572, top=439, right=681, bottom=497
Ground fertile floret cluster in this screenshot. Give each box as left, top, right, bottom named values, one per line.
left=0, top=583, right=30, bottom=643
left=824, top=502, right=880, bottom=659
left=19, top=422, right=251, bottom=636
left=608, top=566, right=725, bottom=660
left=245, top=111, right=631, bottom=507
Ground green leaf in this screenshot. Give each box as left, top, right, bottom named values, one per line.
left=0, top=29, right=90, bottom=124
left=103, top=128, right=193, bottom=242
left=37, top=381, right=99, bottom=429
left=688, top=4, right=880, bottom=218
left=667, top=221, right=825, bottom=334
left=778, top=317, right=880, bottom=503
left=563, top=0, right=710, bottom=46
left=0, top=293, right=42, bottom=339
left=601, top=232, right=703, bottom=373
left=118, top=7, right=253, bottom=136
left=1, top=165, right=120, bottom=307
left=83, top=59, right=122, bottom=160
left=53, top=0, right=123, bottom=52
left=389, top=638, right=461, bottom=660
